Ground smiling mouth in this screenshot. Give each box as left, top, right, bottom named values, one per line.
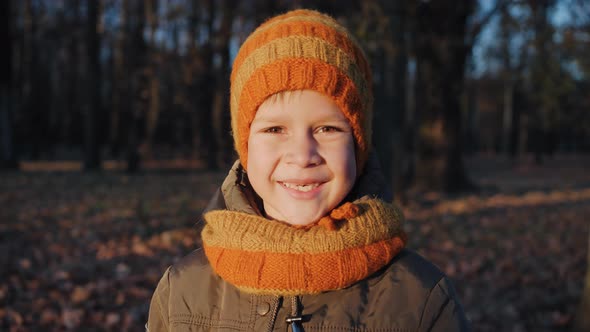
left=279, top=182, right=321, bottom=192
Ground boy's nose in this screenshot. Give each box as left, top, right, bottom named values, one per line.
left=284, top=132, right=322, bottom=167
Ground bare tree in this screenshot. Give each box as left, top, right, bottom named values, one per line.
left=210, top=0, right=235, bottom=169
left=125, top=0, right=147, bottom=173
left=22, top=0, right=45, bottom=159
left=412, top=1, right=507, bottom=192
left=0, top=0, right=17, bottom=169
left=189, top=0, right=218, bottom=168
left=385, top=0, right=409, bottom=203
left=412, top=1, right=473, bottom=192
left=526, top=0, right=575, bottom=164
left=84, top=0, right=102, bottom=170
left=109, top=0, right=127, bottom=159
left=362, top=0, right=408, bottom=202
left=499, top=5, right=515, bottom=156
left=142, top=0, right=160, bottom=161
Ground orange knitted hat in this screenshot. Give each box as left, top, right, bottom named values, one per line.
left=230, top=9, right=373, bottom=173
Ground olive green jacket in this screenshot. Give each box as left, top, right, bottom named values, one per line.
left=147, top=160, right=471, bottom=332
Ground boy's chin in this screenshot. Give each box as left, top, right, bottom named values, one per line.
left=283, top=216, right=321, bottom=227
left=269, top=208, right=328, bottom=227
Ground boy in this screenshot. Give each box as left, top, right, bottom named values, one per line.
left=147, top=9, right=470, bottom=332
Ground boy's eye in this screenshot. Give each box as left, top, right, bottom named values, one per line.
left=317, top=126, right=341, bottom=133
left=263, top=126, right=284, bottom=134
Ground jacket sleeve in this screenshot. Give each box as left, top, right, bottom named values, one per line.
left=147, top=267, right=172, bottom=332
left=418, top=276, right=471, bottom=332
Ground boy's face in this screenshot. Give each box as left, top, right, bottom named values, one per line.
left=247, top=90, right=356, bottom=226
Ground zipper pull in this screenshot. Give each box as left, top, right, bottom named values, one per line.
left=286, top=316, right=303, bottom=332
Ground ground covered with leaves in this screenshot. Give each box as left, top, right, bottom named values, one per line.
left=1, top=155, right=589, bottom=331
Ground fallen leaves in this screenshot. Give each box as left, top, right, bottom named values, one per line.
left=0, top=171, right=223, bottom=331
left=70, top=286, right=92, bottom=304
left=402, top=156, right=590, bottom=332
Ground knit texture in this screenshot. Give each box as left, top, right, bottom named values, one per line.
left=202, top=199, right=406, bottom=295
left=230, top=9, right=373, bottom=173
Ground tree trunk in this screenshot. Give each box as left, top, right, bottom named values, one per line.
left=511, top=83, right=524, bottom=159
left=500, top=5, right=514, bottom=156
left=84, top=0, right=102, bottom=170
left=110, top=0, right=126, bottom=159
left=142, top=0, right=160, bottom=161
left=209, top=0, right=235, bottom=169
left=62, top=0, right=81, bottom=154
left=465, top=78, right=479, bottom=155
left=371, top=1, right=407, bottom=202
left=188, top=0, right=203, bottom=162
left=389, top=1, right=408, bottom=203
left=372, top=42, right=389, bottom=180
left=529, top=0, right=556, bottom=165
left=187, top=0, right=216, bottom=168
left=413, top=1, right=475, bottom=192
left=187, top=0, right=216, bottom=165
left=0, top=0, right=17, bottom=169
left=126, top=0, right=146, bottom=173
left=502, top=80, right=514, bottom=155
left=23, top=0, right=43, bottom=159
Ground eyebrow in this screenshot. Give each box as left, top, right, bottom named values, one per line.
left=250, top=114, right=284, bottom=123
left=252, top=114, right=349, bottom=124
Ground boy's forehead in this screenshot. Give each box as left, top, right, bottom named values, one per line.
left=254, top=98, right=349, bottom=125
left=262, top=90, right=304, bottom=105
left=256, top=91, right=303, bottom=118
left=254, top=101, right=293, bottom=122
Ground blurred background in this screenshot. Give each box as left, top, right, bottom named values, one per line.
left=1, top=0, right=589, bottom=331
left=1, top=0, right=589, bottom=182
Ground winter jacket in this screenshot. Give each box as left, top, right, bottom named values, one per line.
left=147, top=160, right=471, bottom=332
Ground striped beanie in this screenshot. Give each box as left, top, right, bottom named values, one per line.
left=230, top=9, right=373, bottom=173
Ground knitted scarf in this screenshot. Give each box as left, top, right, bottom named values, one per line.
left=202, top=199, right=406, bottom=295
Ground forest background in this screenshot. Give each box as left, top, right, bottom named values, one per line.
left=1, top=0, right=590, bottom=331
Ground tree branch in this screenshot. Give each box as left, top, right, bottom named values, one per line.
left=467, top=0, right=516, bottom=47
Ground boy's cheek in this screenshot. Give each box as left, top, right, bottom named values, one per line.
left=249, top=137, right=282, bottom=154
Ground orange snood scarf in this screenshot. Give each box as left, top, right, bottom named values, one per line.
left=202, top=199, right=407, bottom=295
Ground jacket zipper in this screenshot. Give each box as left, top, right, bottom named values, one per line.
left=285, top=296, right=303, bottom=332
left=266, top=296, right=281, bottom=332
